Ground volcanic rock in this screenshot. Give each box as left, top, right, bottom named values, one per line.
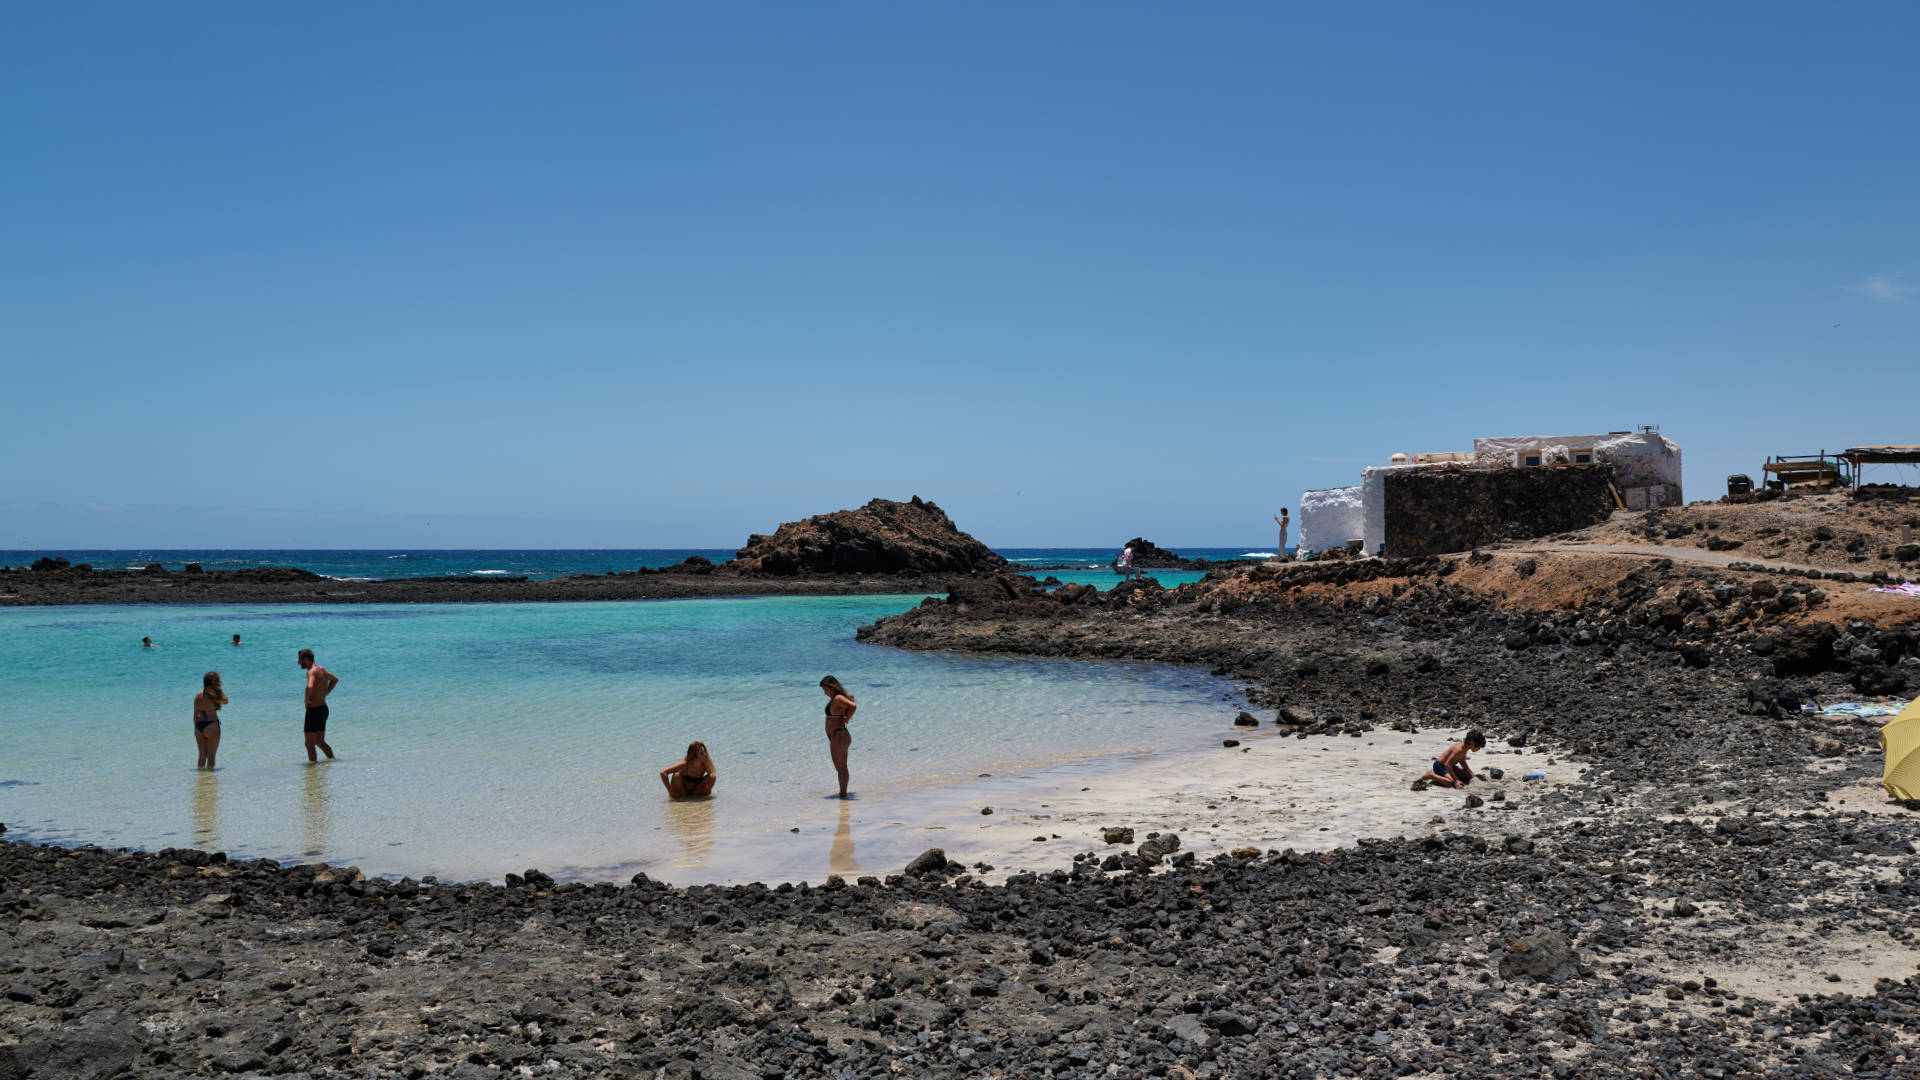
left=1117, top=539, right=1220, bottom=571
left=1766, top=624, right=1840, bottom=676
left=904, top=848, right=952, bottom=879
left=1498, top=930, right=1580, bottom=982
left=731, top=496, right=1007, bottom=576
left=0, top=1008, right=138, bottom=1080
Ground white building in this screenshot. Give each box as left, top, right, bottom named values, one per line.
left=1301, top=428, right=1683, bottom=556
left=1298, top=485, right=1365, bottom=554
left=1471, top=431, right=1682, bottom=508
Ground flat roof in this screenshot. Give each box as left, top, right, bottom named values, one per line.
left=1842, top=445, right=1920, bottom=463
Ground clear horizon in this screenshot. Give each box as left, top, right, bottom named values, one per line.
left=0, top=542, right=1273, bottom=556
left=5, top=4, right=1916, bottom=549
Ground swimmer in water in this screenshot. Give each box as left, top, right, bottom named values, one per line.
left=659, top=741, right=717, bottom=799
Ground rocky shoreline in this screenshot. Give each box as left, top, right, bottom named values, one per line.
left=6, top=505, right=1919, bottom=1077
left=3, top=736, right=1914, bottom=1079
left=7, top=557, right=1918, bottom=1077
left=0, top=563, right=975, bottom=606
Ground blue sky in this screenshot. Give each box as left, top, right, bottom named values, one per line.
left=4, top=4, right=1915, bottom=549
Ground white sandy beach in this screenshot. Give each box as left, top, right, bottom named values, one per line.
left=645, top=726, right=1587, bottom=886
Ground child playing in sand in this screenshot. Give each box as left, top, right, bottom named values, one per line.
left=1419, top=730, right=1485, bottom=789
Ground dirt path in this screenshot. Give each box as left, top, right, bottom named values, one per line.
left=1504, top=541, right=1832, bottom=574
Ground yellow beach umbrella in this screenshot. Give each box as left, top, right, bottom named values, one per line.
left=1881, top=698, right=1920, bottom=801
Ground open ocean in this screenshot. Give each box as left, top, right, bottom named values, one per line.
left=0, top=549, right=1272, bottom=884
left=0, top=547, right=1280, bottom=583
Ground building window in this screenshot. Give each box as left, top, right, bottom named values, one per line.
left=1574, top=453, right=1592, bottom=464
left=1524, top=455, right=1542, bottom=467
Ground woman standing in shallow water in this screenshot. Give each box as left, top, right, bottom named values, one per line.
left=821, top=676, right=857, bottom=798
left=194, top=672, right=227, bottom=769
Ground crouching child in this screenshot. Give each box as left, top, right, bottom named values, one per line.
left=1420, top=730, right=1486, bottom=789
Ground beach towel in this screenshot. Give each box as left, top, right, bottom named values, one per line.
left=1804, top=700, right=1910, bottom=719
left=1868, top=582, right=1920, bottom=597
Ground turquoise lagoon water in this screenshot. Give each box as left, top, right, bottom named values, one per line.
left=0, top=597, right=1243, bottom=884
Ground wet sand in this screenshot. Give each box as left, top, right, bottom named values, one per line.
left=647, top=728, right=1585, bottom=886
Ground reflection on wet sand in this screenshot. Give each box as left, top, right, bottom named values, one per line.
left=664, top=796, right=716, bottom=871
left=191, top=770, right=219, bottom=850
left=830, top=798, right=858, bottom=876
left=302, top=764, right=332, bottom=861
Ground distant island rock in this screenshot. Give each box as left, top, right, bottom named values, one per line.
left=1121, top=538, right=1237, bottom=571
left=1, top=495, right=1017, bottom=604
left=731, top=496, right=1008, bottom=576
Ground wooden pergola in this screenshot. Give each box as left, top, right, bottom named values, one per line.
left=1761, top=453, right=1846, bottom=490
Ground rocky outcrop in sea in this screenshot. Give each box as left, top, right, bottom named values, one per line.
left=0, top=496, right=1013, bottom=605
left=1119, top=538, right=1244, bottom=571
left=731, top=496, right=1007, bottom=576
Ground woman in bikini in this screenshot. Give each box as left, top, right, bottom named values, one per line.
left=821, top=675, right=857, bottom=797
left=194, top=672, right=227, bottom=769
left=659, top=740, right=717, bottom=799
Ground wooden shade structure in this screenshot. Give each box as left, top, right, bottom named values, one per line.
left=1840, top=445, right=1920, bottom=488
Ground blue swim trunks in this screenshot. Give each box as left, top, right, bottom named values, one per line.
left=1431, top=759, right=1451, bottom=778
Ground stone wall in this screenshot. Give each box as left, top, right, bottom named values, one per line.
left=1382, top=465, right=1615, bottom=557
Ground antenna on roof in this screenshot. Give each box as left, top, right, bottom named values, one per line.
left=1638, top=424, right=1659, bottom=434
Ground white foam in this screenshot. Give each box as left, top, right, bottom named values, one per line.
left=1242, top=551, right=1277, bottom=559
left=471, top=570, right=511, bottom=576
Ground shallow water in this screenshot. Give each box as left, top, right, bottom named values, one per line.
left=0, top=598, right=1242, bottom=883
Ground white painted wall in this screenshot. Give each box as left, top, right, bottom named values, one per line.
left=1360, top=466, right=1415, bottom=555
left=1593, top=432, right=1683, bottom=491
left=1473, top=432, right=1683, bottom=502
left=1299, top=486, right=1364, bottom=553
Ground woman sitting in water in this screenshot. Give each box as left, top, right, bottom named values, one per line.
left=659, top=741, right=717, bottom=799
left=821, top=675, right=857, bottom=798
left=194, top=672, right=227, bottom=769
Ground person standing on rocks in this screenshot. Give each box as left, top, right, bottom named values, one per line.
left=1273, top=508, right=1290, bottom=560
left=1117, top=545, right=1136, bottom=580
left=298, top=648, right=339, bottom=763
left=194, top=672, right=227, bottom=769
left=821, top=676, right=857, bottom=798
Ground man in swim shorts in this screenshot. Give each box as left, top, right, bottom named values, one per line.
left=298, top=648, right=339, bottom=762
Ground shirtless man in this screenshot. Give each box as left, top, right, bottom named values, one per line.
left=298, top=648, right=339, bottom=762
